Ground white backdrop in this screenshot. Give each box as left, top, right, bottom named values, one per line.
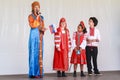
left=0, top=0, right=120, bottom=75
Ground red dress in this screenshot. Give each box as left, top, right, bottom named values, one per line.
left=53, top=28, right=71, bottom=71
left=70, top=32, right=87, bottom=64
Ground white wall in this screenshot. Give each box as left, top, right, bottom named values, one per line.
left=0, top=0, right=120, bottom=75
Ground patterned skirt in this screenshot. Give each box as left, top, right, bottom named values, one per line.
left=70, top=49, right=87, bottom=64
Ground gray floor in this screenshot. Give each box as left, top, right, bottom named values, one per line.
left=0, top=71, right=120, bottom=80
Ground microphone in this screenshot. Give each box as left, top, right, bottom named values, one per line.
left=36, top=11, right=41, bottom=15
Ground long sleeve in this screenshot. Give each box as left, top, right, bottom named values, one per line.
left=39, top=16, right=45, bottom=31
left=80, top=34, right=87, bottom=49
left=67, top=30, right=71, bottom=49
left=54, top=32, right=61, bottom=49
left=28, top=15, right=40, bottom=28
left=72, top=32, right=76, bottom=49
left=96, top=29, right=101, bottom=41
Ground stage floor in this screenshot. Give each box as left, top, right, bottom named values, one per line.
left=0, top=71, right=120, bottom=80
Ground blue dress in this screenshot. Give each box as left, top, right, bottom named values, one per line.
left=29, top=27, right=40, bottom=77
left=28, top=14, right=44, bottom=77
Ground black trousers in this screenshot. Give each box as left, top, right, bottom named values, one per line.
left=86, top=46, right=99, bottom=73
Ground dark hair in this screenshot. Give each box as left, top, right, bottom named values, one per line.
left=32, top=10, right=34, bottom=14
left=83, top=27, right=87, bottom=34
left=89, top=17, right=98, bottom=27
left=78, top=24, right=87, bottom=34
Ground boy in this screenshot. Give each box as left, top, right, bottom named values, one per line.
left=86, top=17, right=102, bottom=76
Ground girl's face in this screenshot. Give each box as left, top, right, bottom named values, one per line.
left=77, top=26, right=83, bottom=32
left=89, top=19, right=94, bottom=28
left=60, top=22, right=66, bottom=29
left=33, top=5, right=40, bottom=13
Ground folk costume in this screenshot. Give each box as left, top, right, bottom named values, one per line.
left=70, top=21, right=87, bottom=77
left=86, top=27, right=101, bottom=75
left=28, top=1, right=45, bottom=78
left=53, top=18, right=71, bottom=77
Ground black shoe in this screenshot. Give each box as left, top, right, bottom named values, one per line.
left=29, top=76, right=35, bottom=78
left=73, top=71, right=77, bottom=77
left=94, top=71, right=102, bottom=76
left=88, top=71, right=92, bottom=76
left=62, top=71, right=67, bottom=77
left=57, top=71, right=62, bottom=77
left=80, top=71, right=86, bottom=77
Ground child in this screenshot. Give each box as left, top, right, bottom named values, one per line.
left=70, top=21, right=87, bottom=77
left=53, top=18, right=71, bottom=77
left=86, top=17, right=102, bottom=75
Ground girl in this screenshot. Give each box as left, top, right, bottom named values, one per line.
left=53, top=18, right=71, bottom=77
left=70, top=21, right=87, bottom=77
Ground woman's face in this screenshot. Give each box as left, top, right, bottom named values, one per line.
left=77, top=26, right=83, bottom=32
left=60, top=22, right=66, bottom=29
left=89, top=19, right=94, bottom=28
left=33, top=5, right=40, bottom=13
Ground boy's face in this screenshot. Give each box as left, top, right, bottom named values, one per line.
left=89, top=19, right=94, bottom=28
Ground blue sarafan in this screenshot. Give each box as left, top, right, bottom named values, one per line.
left=49, top=24, right=56, bottom=34
left=29, top=27, right=40, bottom=77
left=28, top=14, right=44, bottom=77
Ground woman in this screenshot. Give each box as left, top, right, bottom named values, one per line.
left=28, top=1, right=46, bottom=78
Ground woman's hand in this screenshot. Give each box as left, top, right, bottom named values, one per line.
left=36, top=14, right=40, bottom=20
left=41, top=27, right=47, bottom=32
